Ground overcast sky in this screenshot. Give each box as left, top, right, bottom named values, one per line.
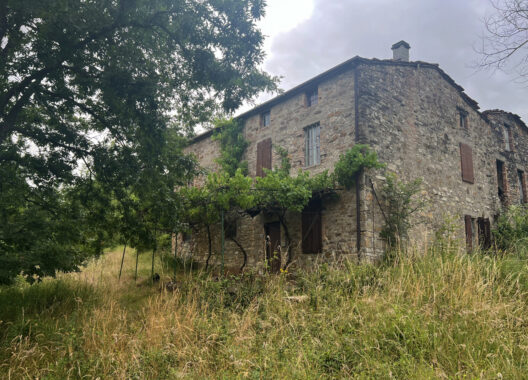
left=248, top=0, right=527, bottom=123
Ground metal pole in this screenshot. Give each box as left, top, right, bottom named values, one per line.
left=221, top=209, right=225, bottom=275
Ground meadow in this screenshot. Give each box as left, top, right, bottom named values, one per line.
left=1, top=242, right=528, bottom=379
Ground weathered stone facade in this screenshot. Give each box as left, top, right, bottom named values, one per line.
left=182, top=42, right=528, bottom=271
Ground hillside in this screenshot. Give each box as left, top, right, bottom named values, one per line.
left=1, top=244, right=528, bottom=379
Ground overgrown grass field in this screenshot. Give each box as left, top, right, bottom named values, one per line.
left=1, top=244, right=528, bottom=379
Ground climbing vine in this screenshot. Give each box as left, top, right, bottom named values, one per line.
left=211, top=118, right=249, bottom=176
left=333, top=144, right=385, bottom=189
left=184, top=118, right=385, bottom=270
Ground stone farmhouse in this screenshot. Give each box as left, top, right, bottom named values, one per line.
left=183, top=41, right=528, bottom=271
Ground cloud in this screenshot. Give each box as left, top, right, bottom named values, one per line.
left=262, top=0, right=527, bottom=122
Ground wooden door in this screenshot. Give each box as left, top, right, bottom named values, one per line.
left=265, top=222, right=281, bottom=273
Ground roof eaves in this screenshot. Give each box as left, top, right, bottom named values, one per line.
left=189, top=56, right=489, bottom=144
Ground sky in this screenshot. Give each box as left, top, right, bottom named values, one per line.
left=248, top=0, right=527, bottom=123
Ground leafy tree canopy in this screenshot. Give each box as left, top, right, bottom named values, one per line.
left=0, top=0, right=276, bottom=283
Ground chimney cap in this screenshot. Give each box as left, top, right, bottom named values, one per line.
left=391, top=40, right=410, bottom=50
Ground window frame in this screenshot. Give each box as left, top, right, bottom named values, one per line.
left=304, top=122, right=321, bottom=167
left=497, top=159, right=507, bottom=202
left=458, top=108, right=469, bottom=129
left=260, top=110, right=270, bottom=127
left=306, top=87, right=318, bottom=107
left=518, top=169, right=526, bottom=204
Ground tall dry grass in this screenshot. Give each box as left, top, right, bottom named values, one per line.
left=1, top=244, right=528, bottom=379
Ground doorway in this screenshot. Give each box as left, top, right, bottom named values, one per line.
left=265, top=222, right=281, bottom=273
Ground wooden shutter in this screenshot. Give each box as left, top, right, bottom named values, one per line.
left=464, top=215, right=473, bottom=251
left=460, top=143, right=474, bottom=184
left=302, top=200, right=322, bottom=254
left=256, top=138, right=272, bottom=177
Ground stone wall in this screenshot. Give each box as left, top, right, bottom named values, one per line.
left=183, top=57, right=528, bottom=270
left=183, top=69, right=362, bottom=270
left=356, top=63, right=508, bottom=255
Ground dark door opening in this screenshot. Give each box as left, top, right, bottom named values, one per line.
left=477, top=217, right=492, bottom=250
left=265, top=222, right=281, bottom=273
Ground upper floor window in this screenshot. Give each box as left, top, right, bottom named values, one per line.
left=497, top=159, right=507, bottom=202
left=305, top=122, right=320, bottom=167
left=503, top=124, right=513, bottom=151
left=518, top=170, right=526, bottom=204
left=459, top=109, right=468, bottom=129
left=260, top=110, right=270, bottom=127
left=306, top=87, right=318, bottom=107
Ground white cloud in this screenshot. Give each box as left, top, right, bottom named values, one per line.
left=252, top=0, right=527, bottom=122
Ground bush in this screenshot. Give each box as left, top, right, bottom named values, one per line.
left=494, top=204, right=528, bottom=256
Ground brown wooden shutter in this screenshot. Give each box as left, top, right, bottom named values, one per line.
left=460, top=143, right=474, bottom=184
left=302, top=200, right=322, bottom=254
left=464, top=215, right=473, bottom=251
left=256, top=138, right=272, bottom=177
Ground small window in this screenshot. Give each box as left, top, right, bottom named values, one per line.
left=497, top=160, right=506, bottom=202
left=459, top=143, right=474, bottom=184
left=503, top=125, right=513, bottom=151
left=459, top=109, right=468, bottom=129
left=260, top=111, right=270, bottom=127
left=518, top=170, right=526, bottom=204
left=305, top=122, right=321, bottom=167
left=302, top=199, right=322, bottom=254
left=306, top=87, right=318, bottom=107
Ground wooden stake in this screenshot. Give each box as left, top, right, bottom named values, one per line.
left=118, top=243, right=127, bottom=282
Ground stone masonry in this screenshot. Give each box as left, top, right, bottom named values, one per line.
left=182, top=41, right=528, bottom=271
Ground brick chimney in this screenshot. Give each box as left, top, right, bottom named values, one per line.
left=391, top=40, right=410, bottom=62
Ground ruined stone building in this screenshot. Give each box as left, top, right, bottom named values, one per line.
left=183, top=41, right=528, bottom=271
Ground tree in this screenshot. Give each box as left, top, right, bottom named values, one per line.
left=0, top=0, right=276, bottom=283
left=478, top=0, right=528, bottom=79
left=378, top=173, right=425, bottom=261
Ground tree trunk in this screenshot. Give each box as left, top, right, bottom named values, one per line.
left=279, top=212, right=293, bottom=270
left=230, top=237, right=248, bottom=272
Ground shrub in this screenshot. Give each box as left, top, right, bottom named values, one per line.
left=494, top=204, right=528, bottom=256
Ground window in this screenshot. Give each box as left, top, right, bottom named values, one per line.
left=225, top=219, right=237, bottom=239
left=305, top=122, right=321, bottom=167
left=503, top=124, right=513, bottom=151
left=306, top=87, right=318, bottom=107
left=302, top=199, right=322, bottom=254
left=497, top=160, right=507, bottom=202
left=518, top=170, right=526, bottom=204
left=260, top=110, right=270, bottom=127
left=459, top=109, right=468, bottom=129
left=459, top=143, right=474, bottom=184
left=256, top=138, right=272, bottom=177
